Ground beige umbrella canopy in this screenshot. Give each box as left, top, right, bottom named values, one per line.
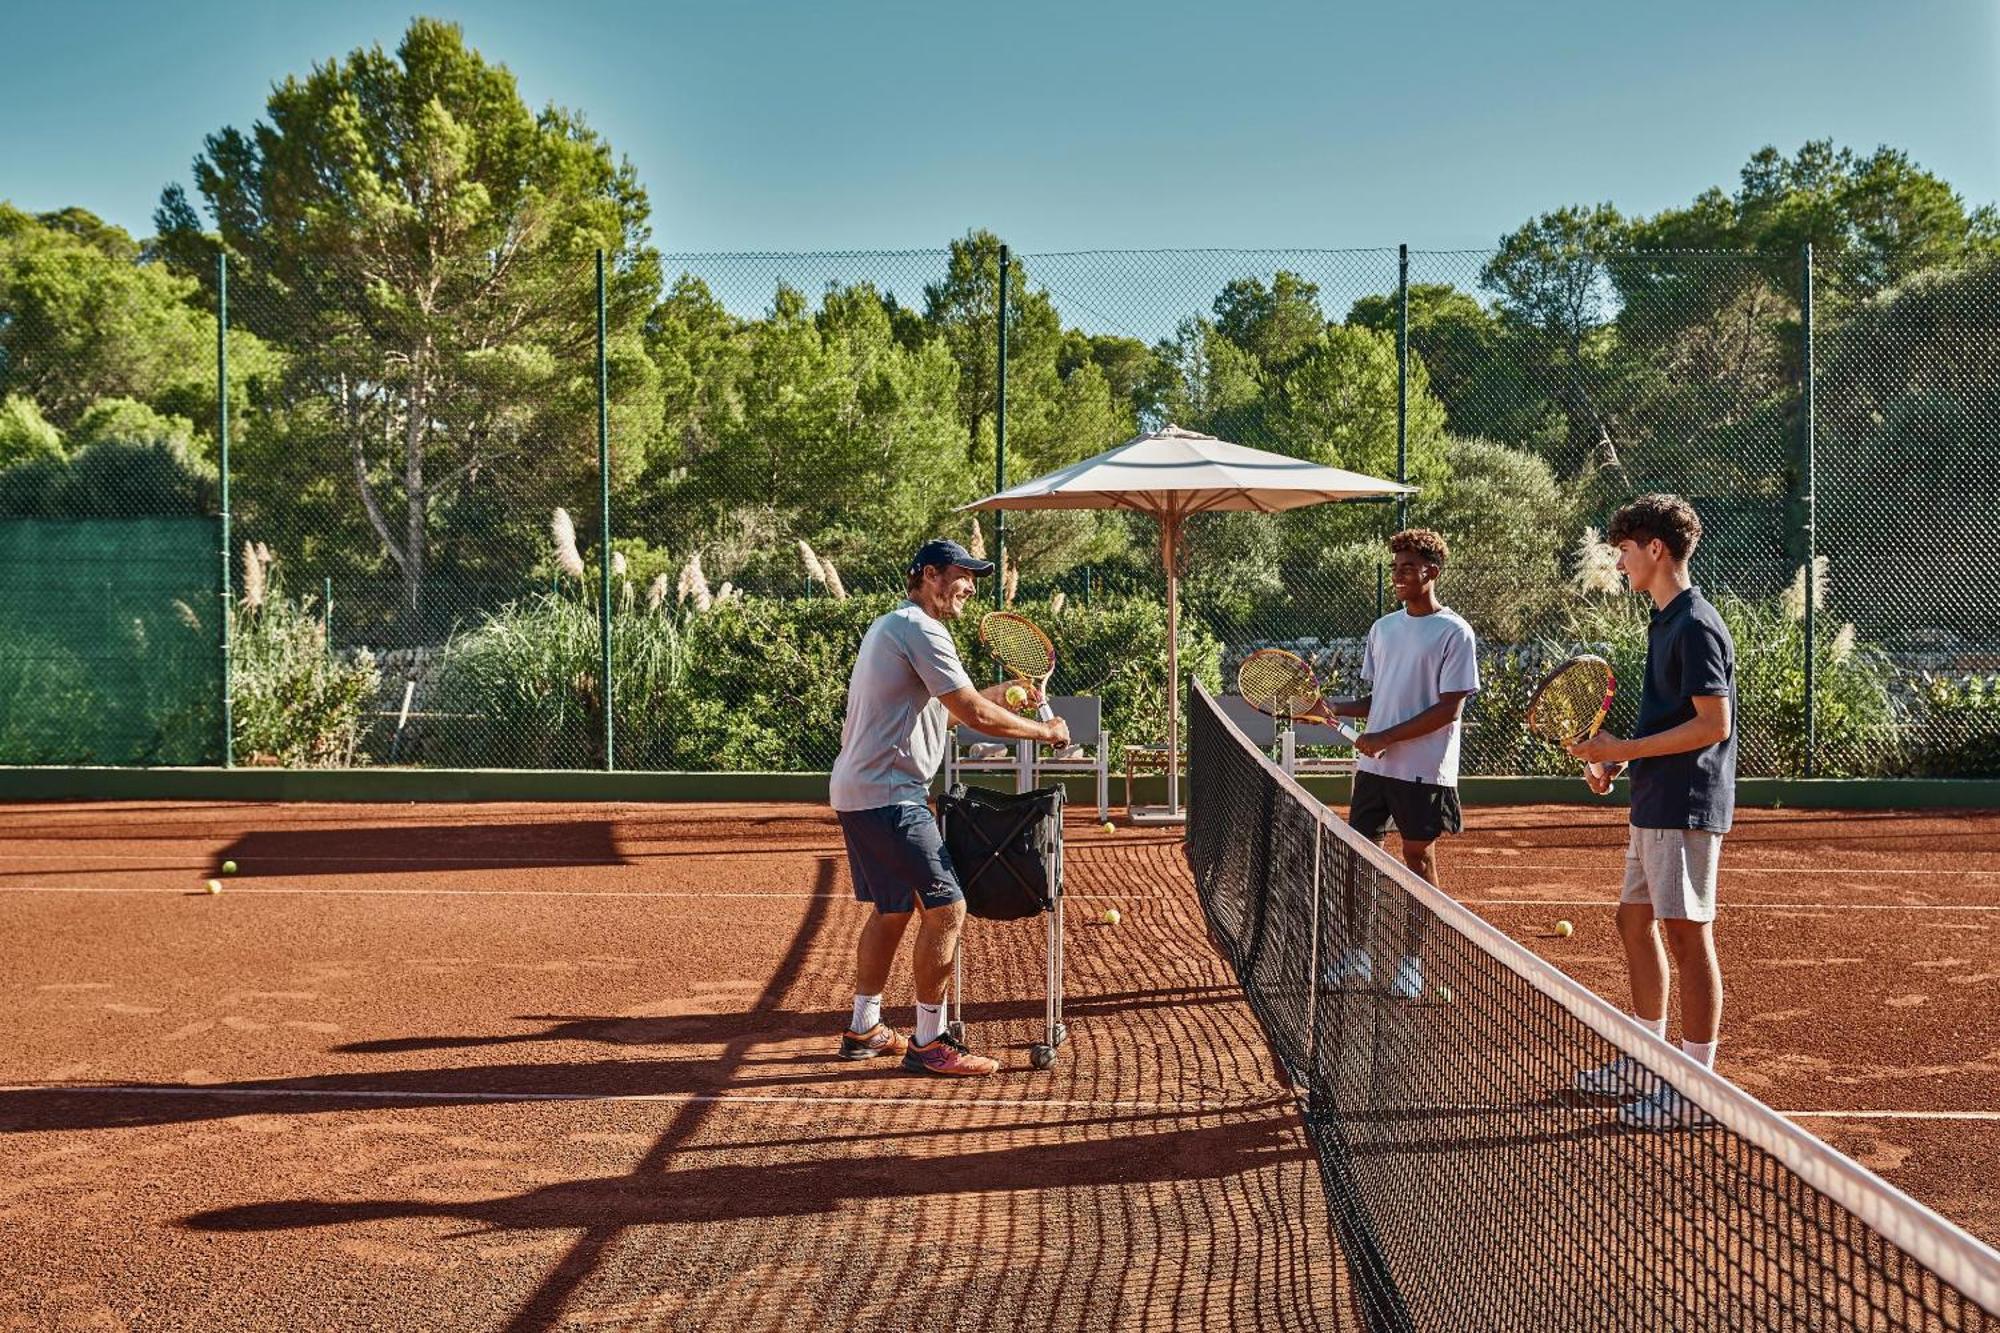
left=965, top=424, right=1413, bottom=821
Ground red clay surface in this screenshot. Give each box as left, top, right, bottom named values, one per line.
left=0, top=801, right=1348, bottom=1332
left=1, top=799, right=1995, bottom=1331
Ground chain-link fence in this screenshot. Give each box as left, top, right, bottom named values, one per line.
left=2, top=233, right=1995, bottom=777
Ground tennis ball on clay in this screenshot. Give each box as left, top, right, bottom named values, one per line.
left=1554, top=919, right=1574, bottom=938
left=205, top=880, right=222, bottom=895
left=220, top=860, right=237, bottom=875
left=1102, top=908, right=1121, bottom=926
left=1100, top=821, right=1115, bottom=834
left=1004, top=684, right=1028, bottom=708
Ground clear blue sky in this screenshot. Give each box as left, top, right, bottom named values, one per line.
left=4, top=0, right=1995, bottom=254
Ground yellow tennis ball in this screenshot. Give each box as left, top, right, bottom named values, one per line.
left=1435, top=984, right=1453, bottom=1002
left=1100, top=821, right=1114, bottom=834
left=1004, top=684, right=1028, bottom=708
left=205, top=880, right=222, bottom=895
left=1554, top=919, right=1573, bottom=938
left=1102, top=908, right=1121, bottom=926
left=220, top=860, right=237, bottom=876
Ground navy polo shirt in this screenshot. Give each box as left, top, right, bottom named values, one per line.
left=1629, top=586, right=1737, bottom=833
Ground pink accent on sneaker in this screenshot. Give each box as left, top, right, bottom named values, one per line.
left=901, top=1035, right=1000, bottom=1077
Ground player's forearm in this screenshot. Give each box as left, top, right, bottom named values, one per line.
left=1371, top=699, right=1463, bottom=745
left=952, top=694, right=1058, bottom=742
left=1611, top=715, right=1729, bottom=761
left=1328, top=694, right=1371, bottom=719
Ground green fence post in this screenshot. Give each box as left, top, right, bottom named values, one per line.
left=218, top=250, right=233, bottom=769
left=1396, top=243, right=1409, bottom=531
left=598, top=250, right=614, bottom=772
left=995, top=242, right=1009, bottom=596
left=323, top=575, right=332, bottom=657
left=1801, top=242, right=1817, bottom=778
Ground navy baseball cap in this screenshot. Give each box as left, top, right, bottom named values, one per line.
left=908, top=538, right=995, bottom=578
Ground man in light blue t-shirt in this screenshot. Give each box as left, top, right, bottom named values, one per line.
left=1312, top=528, right=1480, bottom=999
left=829, top=538, right=1069, bottom=1077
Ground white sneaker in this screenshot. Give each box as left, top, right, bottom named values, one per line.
left=1387, top=955, right=1424, bottom=1001
left=1575, top=1056, right=1642, bottom=1097
left=1618, top=1085, right=1701, bottom=1130
left=1323, top=947, right=1374, bottom=989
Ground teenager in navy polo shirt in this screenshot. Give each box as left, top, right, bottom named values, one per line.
left=1567, top=494, right=1737, bottom=1129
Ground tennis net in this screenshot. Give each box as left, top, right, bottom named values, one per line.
left=1183, top=681, right=2000, bottom=1332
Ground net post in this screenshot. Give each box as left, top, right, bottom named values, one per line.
left=1800, top=241, right=1817, bottom=778
left=994, top=241, right=1009, bottom=603
left=597, top=249, right=614, bottom=772
left=217, top=248, right=233, bottom=769
left=1396, top=243, right=1409, bottom=531
left=1304, top=817, right=1323, bottom=1109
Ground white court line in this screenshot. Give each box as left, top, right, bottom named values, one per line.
left=1780, top=1109, right=2000, bottom=1122
left=1470, top=897, right=2000, bottom=913
left=8, top=1081, right=1987, bottom=1122
left=0, top=885, right=849, bottom=900
left=0, top=1082, right=1262, bottom=1115
left=0, top=885, right=1150, bottom=901
left=1461, top=862, right=2000, bottom=878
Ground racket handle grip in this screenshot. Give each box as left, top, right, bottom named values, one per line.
left=1336, top=721, right=1361, bottom=745
left=1036, top=702, right=1055, bottom=723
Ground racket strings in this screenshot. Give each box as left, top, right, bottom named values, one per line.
left=1238, top=651, right=1319, bottom=717
left=1527, top=662, right=1614, bottom=744
left=981, top=615, right=1054, bottom=677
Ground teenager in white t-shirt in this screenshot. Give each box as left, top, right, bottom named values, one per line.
left=1308, top=528, right=1480, bottom=999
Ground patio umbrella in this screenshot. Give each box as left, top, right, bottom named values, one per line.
left=964, top=424, right=1413, bottom=822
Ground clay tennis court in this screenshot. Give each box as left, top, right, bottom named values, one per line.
left=2, top=799, right=1996, bottom=1331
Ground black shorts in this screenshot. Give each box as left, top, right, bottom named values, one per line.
left=1349, top=770, right=1463, bottom=844
left=836, top=803, right=964, bottom=914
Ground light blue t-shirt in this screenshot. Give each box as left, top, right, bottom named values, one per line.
left=1358, top=606, right=1481, bottom=787
left=829, top=601, right=975, bottom=812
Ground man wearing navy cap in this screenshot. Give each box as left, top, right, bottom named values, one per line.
left=830, top=538, right=1070, bottom=1076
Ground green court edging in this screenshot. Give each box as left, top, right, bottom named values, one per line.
left=0, top=766, right=827, bottom=804
left=3, top=767, right=1997, bottom=811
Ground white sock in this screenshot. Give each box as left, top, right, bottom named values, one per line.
left=916, top=1001, right=945, bottom=1045
left=1682, top=1038, right=1717, bottom=1069
left=850, top=993, right=883, bottom=1035
left=1636, top=1013, right=1668, bottom=1042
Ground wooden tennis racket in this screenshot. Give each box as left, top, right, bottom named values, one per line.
left=1523, top=654, right=1617, bottom=748
left=980, top=611, right=1056, bottom=722
left=1235, top=648, right=1362, bottom=745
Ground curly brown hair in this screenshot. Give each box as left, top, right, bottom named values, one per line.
left=1607, top=494, right=1702, bottom=562
left=1389, top=528, right=1449, bottom=568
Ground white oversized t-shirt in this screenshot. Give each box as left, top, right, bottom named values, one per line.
left=829, top=601, right=975, bottom=812
left=1357, top=606, right=1481, bottom=787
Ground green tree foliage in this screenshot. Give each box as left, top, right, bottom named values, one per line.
left=0, top=204, right=234, bottom=442
left=1481, top=204, right=1633, bottom=475
left=923, top=236, right=1135, bottom=574
left=154, top=18, right=662, bottom=616
left=1815, top=259, right=2000, bottom=648
left=0, top=395, right=64, bottom=469
left=71, top=397, right=196, bottom=451
left=640, top=280, right=977, bottom=591
left=0, top=439, right=215, bottom=518
left=1420, top=436, right=1571, bottom=638
left=1347, top=284, right=1561, bottom=450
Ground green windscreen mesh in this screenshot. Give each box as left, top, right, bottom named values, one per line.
left=0, top=518, right=222, bottom=765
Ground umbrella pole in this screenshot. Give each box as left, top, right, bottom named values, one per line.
left=1164, top=513, right=1182, bottom=816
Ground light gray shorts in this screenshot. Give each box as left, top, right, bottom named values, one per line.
left=1621, top=826, right=1722, bottom=923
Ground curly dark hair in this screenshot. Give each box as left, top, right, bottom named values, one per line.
left=1389, top=528, right=1449, bottom=568
left=1607, top=493, right=1702, bottom=562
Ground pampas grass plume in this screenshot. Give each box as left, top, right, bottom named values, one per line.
left=551, top=508, right=586, bottom=581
